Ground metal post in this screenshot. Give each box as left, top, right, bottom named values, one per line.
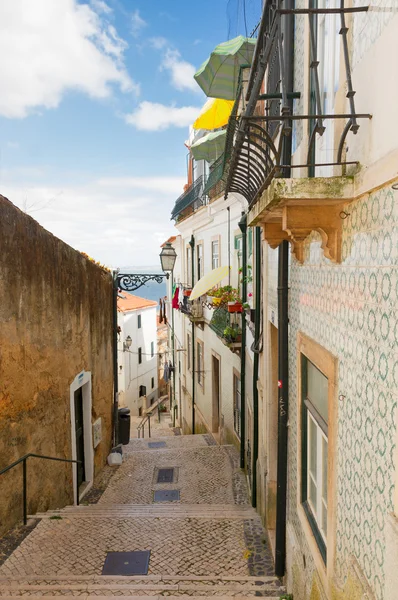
left=189, top=235, right=196, bottom=434
left=22, top=459, right=27, bottom=525
left=142, top=423, right=145, bottom=438
left=76, top=462, right=80, bottom=506
left=251, top=227, right=261, bottom=508
left=148, top=415, right=151, bottom=438
left=171, top=270, right=176, bottom=421
left=238, top=214, right=247, bottom=469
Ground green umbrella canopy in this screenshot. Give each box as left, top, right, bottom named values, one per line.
left=194, top=35, right=257, bottom=101
left=190, top=130, right=227, bottom=162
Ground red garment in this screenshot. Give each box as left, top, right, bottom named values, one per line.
left=172, top=287, right=179, bottom=309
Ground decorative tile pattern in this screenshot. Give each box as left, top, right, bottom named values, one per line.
left=352, top=1, right=398, bottom=68
left=286, top=184, right=397, bottom=600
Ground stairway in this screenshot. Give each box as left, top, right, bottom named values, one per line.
left=0, top=434, right=286, bottom=598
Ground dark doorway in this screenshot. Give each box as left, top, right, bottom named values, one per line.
left=212, top=355, right=220, bottom=433
left=74, top=387, right=86, bottom=487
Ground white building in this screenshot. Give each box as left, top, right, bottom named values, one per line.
left=117, top=293, right=158, bottom=417
left=166, top=125, right=250, bottom=448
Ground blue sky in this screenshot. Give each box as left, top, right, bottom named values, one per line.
left=0, top=0, right=260, bottom=267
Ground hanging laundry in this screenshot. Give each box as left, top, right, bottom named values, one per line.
left=163, top=361, right=170, bottom=383
left=172, top=287, right=179, bottom=309
left=159, top=298, right=163, bottom=323
left=162, top=297, right=168, bottom=324
left=178, top=285, right=184, bottom=307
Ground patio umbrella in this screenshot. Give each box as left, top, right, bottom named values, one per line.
left=190, top=130, right=227, bottom=162
left=190, top=266, right=230, bottom=301
left=194, top=35, right=257, bottom=100
left=193, top=98, right=234, bottom=130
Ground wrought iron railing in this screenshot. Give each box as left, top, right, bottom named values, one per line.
left=234, top=407, right=241, bottom=438
left=224, top=0, right=371, bottom=208
left=209, top=306, right=242, bottom=346
left=0, top=453, right=81, bottom=525
left=203, top=154, right=226, bottom=199
left=180, top=296, right=204, bottom=321
left=171, top=175, right=207, bottom=222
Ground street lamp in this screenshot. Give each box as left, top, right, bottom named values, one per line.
left=159, top=242, right=177, bottom=273
left=123, top=335, right=132, bottom=351
left=159, top=241, right=177, bottom=425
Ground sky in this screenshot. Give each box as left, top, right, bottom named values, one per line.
left=0, top=0, right=261, bottom=268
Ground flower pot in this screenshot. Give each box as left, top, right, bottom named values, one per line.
left=212, top=297, right=222, bottom=306
left=228, top=302, right=243, bottom=313
left=184, top=290, right=192, bottom=297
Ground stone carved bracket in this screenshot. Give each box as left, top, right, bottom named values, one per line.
left=249, top=176, right=355, bottom=264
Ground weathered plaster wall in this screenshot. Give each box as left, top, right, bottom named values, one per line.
left=0, top=195, right=114, bottom=534
left=285, top=184, right=397, bottom=600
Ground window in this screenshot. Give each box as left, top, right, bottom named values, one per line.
left=139, top=385, right=146, bottom=397
left=151, top=377, right=154, bottom=389
left=186, top=246, right=192, bottom=286
left=197, top=340, right=204, bottom=387
left=211, top=240, right=219, bottom=269
left=197, top=244, right=203, bottom=281
left=151, top=341, right=154, bottom=357
left=138, top=347, right=142, bottom=364
left=233, top=373, right=241, bottom=438
left=302, top=355, right=328, bottom=561
left=137, top=314, right=141, bottom=329
left=187, top=333, right=192, bottom=371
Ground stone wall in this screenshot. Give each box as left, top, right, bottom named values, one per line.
left=0, top=195, right=114, bottom=534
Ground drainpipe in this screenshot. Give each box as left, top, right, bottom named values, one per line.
left=112, top=271, right=119, bottom=447
left=171, top=270, right=176, bottom=424
left=238, top=214, right=247, bottom=469
left=189, top=234, right=196, bottom=434
left=227, top=207, right=231, bottom=286
left=275, top=0, right=294, bottom=578
left=252, top=226, right=261, bottom=508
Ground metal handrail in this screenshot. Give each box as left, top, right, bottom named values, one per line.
left=0, top=453, right=81, bottom=525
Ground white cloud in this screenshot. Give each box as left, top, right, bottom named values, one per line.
left=90, top=0, right=112, bottom=14
left=149, top=37, right=168, bottom=50
left=1, top=174, right=183, bottom=267
left=160, top=48, right=198, bottom=93
left=0, top=0, right=138, bottom=119
left=131, top=9, right=147, bottom=37
left=124, top=101, right=201, bottom=131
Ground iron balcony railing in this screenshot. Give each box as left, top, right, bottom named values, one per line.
left=180, top=296, right=204, bottom=321
left=209, top=306, right=242, bottom=348
left=203, top=155, right=226, bottom=199
left=171, top=175, right=207, bottom=222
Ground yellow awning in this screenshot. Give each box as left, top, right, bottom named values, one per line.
left=189, top=266, right=230, bottom=300
left=193, top=98, right=234, bottom=130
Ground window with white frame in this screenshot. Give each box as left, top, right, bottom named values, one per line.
left=301, top=355, right=328, bottom=562
left=186, top=246, right=192, bottom=286
left=197, top=340, right=204, bottom=387
left=151, top=341, right=154, bottom=357
left=137, top=314, right=141, bottom=329
left=197, top=244, right=203, bottom=281
left=187, top=333, right=192, bottom=371
left=211, top=240, right=219, bottom=269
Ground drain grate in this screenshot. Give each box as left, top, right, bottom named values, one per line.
left=102, top=551, right=150, bottom=575
left=154, top=489, right=180, bottom=502
left=157, top=468, right=174, bottom=483
left=148, top=441, right=166, bottom=449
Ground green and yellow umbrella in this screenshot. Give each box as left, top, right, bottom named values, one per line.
left=193, top=98, right=234, bottom=130
left=194, top=35, right=257, bottom=101
left=190, top=130, right=226, bottom=162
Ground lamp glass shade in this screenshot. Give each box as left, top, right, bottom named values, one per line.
left=125, top=335, right=132, bottom=349
left=160, top=242, right=177, bottom=273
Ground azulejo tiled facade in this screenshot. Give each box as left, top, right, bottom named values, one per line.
left=286, top=184, right=397, bottom=600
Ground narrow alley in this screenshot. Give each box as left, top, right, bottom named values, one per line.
left=0, top=415, right=285, bottom=598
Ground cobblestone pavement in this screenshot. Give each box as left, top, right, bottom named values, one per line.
left=0, top=430, right=282, bottom=597
left=131, top=412, right=178, bottom=439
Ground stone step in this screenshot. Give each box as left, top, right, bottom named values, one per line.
left=31, top=504, right=258, bottom=520
left=0, top=575, right=285, bottom=597
left=0, top=596, right=283, bottom=599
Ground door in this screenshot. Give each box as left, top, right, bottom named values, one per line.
left=212, top=355, right=220, bottom=433
left=74, top=387, right=86, bottom=487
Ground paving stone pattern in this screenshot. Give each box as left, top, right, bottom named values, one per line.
left=0, top=425, right=282, bottom=597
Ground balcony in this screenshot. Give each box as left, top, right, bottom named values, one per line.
left=171, top=175, right=207, bottom=223
left=180, top=296, right=205, bottom=324
left=224, top=0, right=370, bottom=263
left=209, top=306, right=242, bottom=353
left=203, top=155, right=227, bottom=201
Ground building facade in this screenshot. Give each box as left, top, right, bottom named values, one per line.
left=218, top=3, right=398, bottom=600
left=117, top=294, right=158, bottom=417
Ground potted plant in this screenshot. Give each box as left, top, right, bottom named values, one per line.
left=223, top=326, right=242, bottom=343
left=184, top=288, right=192, bottom=297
